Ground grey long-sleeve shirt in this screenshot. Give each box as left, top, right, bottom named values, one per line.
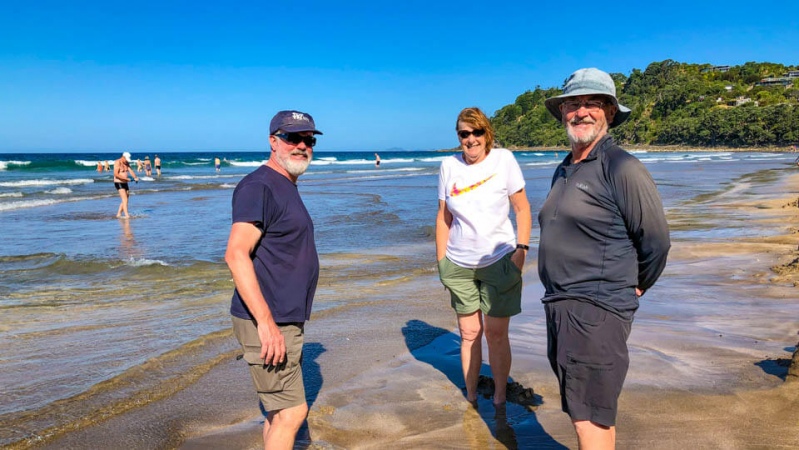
left=537, top=135, right=670, bottom=320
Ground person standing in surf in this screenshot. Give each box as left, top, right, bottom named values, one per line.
left=225, top=110, right=322, bottom=449
left=113, top=152, right=139, bottom=219
left=538, top=68, right=670, bottom=449
left=436, top=106, right=531, bottom=408
left=154, top=154, right=162, bottom=177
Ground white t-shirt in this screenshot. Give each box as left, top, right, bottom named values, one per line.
left=438, top=148, right=526, bottom=268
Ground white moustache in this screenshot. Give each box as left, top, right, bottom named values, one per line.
left=570, top=119, right=595, bottom=125
left=291, top=151, right=309, bottom=157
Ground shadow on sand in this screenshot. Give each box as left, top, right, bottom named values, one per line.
left=754, top=345, right=796, bottom=381
left=402, top=319, right=566, bottom=449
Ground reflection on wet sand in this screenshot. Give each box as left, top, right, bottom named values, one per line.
left=118, top=218, right=141, bottom=260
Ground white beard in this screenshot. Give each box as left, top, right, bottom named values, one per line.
left=278, top=151, right=311, bottom=177
left=566, top=122, right=602, bottom=146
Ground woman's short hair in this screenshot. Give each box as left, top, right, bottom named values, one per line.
left=455, top=107, right=495, bottom=150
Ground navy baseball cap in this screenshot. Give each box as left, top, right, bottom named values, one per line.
left=269, top=110, right=323, bottom=135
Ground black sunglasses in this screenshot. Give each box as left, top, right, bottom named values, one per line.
left=457, top=129, right=486, bottom=139
left=274, top=132, right=317, bottom=147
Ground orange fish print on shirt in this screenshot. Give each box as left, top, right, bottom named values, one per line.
left=450, top=174, right=495, bottom=197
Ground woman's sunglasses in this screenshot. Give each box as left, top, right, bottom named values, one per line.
left=274, top=132, right=317, bottom=147
left=457, top=129, right=486, bottom=139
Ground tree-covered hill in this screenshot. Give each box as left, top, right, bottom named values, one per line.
left=491, top=60, right=799, bottom=148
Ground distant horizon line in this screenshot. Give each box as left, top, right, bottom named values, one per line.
left=0, top=148, right=452, bottom=154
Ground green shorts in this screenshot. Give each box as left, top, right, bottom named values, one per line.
left=437, top=252, right=522, bottom=317
left=231, top=316, right=305, bottom=412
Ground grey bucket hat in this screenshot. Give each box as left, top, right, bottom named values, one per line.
left=544, top=68, right=631, bottom=128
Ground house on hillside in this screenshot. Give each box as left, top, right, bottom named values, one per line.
left=756, top=77, right=792, bottom=87
left=702, top=65, right=731, bottom=73
left=787, top=70, right=799, bottom=78
left=727, top=96, right=757, bottom=106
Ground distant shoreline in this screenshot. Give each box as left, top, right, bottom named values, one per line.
left=503, top=145, right=799, bottom=153
left=434, top=145, right=799, bottom=153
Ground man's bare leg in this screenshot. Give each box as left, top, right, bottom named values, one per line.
left=264, top=402, right=308, bottom=450
left=117, top=189, right=128, bottom=218
left=573, top=420, right=615, bottom=450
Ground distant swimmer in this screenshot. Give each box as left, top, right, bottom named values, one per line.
left=154, top=155, right=162, bottom=177
left=375, top=153, right=380, bottom=168
left=113, top=152, right=139, bottom=219
left=97, top=161, right=103, bottom=172
left=103, top=160, right=110, bottom=172
left=215, top=157, right=221, bottom=173
left=144, top=156, right=152, bottom=176
left=136, top=158, right=142, bottom=173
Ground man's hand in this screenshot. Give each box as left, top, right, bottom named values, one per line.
left=511, top=248, right=526, bottom=271
left=257, top=320, right=286, bottom=366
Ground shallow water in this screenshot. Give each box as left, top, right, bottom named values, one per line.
left=1, top=149, right=797, bottom=446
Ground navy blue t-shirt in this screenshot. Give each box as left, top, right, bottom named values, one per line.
left=229, top=165, right=319, bottom=323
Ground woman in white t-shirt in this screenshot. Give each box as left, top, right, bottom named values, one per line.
left=435, top=107, right=532, bottom=407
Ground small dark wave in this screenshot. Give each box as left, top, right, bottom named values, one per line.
left=0, top=253, right=65, bottom=272
left=0, top=253, right=222, bottom=278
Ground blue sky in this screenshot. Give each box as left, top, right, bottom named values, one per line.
left=1, top=1, right=797, bottom=153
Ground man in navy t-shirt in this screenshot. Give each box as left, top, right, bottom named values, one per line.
left=225, top=110, right=322, bottom=448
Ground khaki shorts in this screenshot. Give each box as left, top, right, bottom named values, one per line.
left=437, top=252, right=522, bottom=317
left=231, top=316, right=305, bottom=412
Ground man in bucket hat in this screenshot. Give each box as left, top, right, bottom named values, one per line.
left=538, top=69, right=670, bottom=449
left=225, top=110, right=322, bottom=448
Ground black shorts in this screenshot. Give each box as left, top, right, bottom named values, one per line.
left=114, top=182, right=129, bottom=191
left=545, top=299, right=632, bottom=427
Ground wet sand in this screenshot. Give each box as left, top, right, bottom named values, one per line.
left=32, top=173, right=799, bottom=449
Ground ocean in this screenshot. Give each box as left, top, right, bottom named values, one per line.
left=1, top=149, right=797, bottom=447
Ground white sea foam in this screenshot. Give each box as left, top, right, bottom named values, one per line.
left=0, top=178, right=95, bottom=188
left=345, top=167, right=424, bottom=174
left=524, top=161, right=560, bottom=167
left=0, top=192, right=23, bottom=198
left=313, top=158, right=413, bottom=166
left=0, top=195, right=98, bottom=212
left=46, top=187, right=73, bottom=195
left=165, top=174, right=241, bottom=180
left=220, top=183, right=237, bottom=189
left=0, top=160, right=31, bottom=170
left=0, top=199, right=59, bottom=211
left=75, top=160, right=101, bottom=167
left=125, top=257, right=169, bottom=267
left=229, top=161, right=265, bottom=167
left=418, top=156, right=449, bottom=162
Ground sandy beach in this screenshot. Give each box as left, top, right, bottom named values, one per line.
left=4, top=154, right=798, bottom=450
